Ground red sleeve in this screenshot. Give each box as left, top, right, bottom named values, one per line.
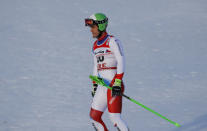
left=114, top=73, right=124, bottom=80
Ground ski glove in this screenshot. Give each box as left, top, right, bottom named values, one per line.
left=92, top=83, right=98, bottom=97
left=112, top=79, right=122, bottom=97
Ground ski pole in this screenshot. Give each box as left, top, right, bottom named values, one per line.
left=89, top=75, right=181, bottom=127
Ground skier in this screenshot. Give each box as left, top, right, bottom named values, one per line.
left=85, top=13, right=129, bottom=131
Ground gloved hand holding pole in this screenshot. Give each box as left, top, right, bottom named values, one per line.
left=89, top=75, right=181, bottom=127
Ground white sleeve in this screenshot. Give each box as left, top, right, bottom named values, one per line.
left=93, top=55, right=98, bottom=76
left=109, top=38, right=125, bottom=74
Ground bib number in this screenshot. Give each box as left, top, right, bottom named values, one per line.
left=97, top=56, right=104, bottom=63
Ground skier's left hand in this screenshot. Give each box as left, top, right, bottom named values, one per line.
left=112, top=79, right=122, bottom=97
left=92, top=82, right=98, bottom=97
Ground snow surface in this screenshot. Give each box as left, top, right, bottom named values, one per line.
left=0, top=0, right=207, bottom=131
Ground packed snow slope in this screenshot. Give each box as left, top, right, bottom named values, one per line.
left=0, top=0, right=207, bottom=131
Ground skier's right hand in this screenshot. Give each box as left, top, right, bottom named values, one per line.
left=92, top=82, right=98, bottom=97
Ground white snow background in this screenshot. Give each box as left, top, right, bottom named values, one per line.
left=0, top=0, right=207, bottom=131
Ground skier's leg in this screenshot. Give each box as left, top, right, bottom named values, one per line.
left=108, top=113, right=129, bottom=131
left=90, top=108, right=108, bottom=131
left=90, top=85, right=108, bottom=131
left=107, top=82, right=129, bottom=131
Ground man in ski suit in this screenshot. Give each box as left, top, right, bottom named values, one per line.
left=85, top=13, right=129, bottom=131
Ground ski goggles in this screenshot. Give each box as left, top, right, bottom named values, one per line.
left=85, top=18, right=108, bottom=26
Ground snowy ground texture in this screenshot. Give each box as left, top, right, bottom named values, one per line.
left=0, top=0, right=207, bottom=131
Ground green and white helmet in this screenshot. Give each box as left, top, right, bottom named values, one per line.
left=85, top=13, right=108, bottom=32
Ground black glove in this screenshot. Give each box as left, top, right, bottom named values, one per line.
left=112, top=86, right=122, bottom=97
left=112, top=79, right=122, bottom=97
left=92, top=83, right=98, bottom=97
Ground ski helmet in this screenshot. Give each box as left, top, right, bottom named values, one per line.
left=85, top=13, right=108, bottom=32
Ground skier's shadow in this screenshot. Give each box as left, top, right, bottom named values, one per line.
left=173, top=114, right=207, bottom=131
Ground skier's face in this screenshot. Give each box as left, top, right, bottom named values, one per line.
left=90, top=25, right=100, bottom=38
